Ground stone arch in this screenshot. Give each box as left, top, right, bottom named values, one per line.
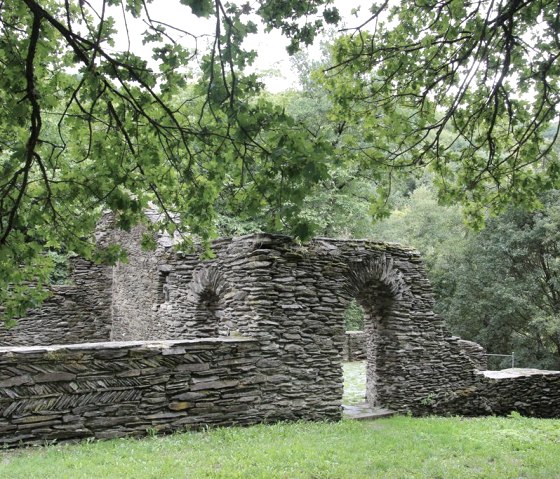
left=186, top=265, right=231, bottom=336
left=344, top=255, right=412, bottom=407
left=345, top=254, right=411, bottom=301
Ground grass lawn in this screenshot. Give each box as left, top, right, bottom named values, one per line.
left=1, top=415, right=559, bottom=478
left=1, top=361, right=559, bottom=478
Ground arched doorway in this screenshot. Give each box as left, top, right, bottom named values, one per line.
left=344, top=256, right=408, bottom=409
left=354, top=281, right=395, bottom=407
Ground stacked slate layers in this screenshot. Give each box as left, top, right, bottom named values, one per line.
left=1, top=226, right=558, bottom=447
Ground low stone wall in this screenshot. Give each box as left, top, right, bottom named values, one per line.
left=420, top=369, right=560, bottom=418
left=343, top=331, right=367, bottom=361
left=0, top=338, right=276, bottom=447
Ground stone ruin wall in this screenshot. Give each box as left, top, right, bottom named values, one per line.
left=0, top=258, right=112, bottom=346
left=0, top=338, right=269, bottom=447
left=110, top=231, right=486, bottom=412
left=456, top=339, right=488, bottom=370
left=1, top=229, right=559, bottom=447
left=419, top=370, right=560, bottom=418
left=343, top=332, right=488, bottom=369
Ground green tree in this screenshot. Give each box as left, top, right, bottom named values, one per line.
left=374, top=184, right=560, bottom=369
left=321, top=0, right=560, bottom=225
left=371, top=182, right=469, bottom=313
left=443, top=191, right=560, bottom=369
left=0, top=0, right=339, bottom=320
left=215, top=45, right=387, bottom=239
left=257, top=44, right=402, bottom=238
left=2, top=0, right=560, bottom=323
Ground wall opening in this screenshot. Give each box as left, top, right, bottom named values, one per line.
left=343, top=300, right=367, bottom=407
left=157, top=270, right=170, bottom=304
left=353, top=281, right=395, bottom=408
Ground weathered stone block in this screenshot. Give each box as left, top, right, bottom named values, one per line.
left=168, top=401, right=193, bottom=411
left=0, top=375, right=33, bottom=388
left=190, top=380, right=240, bottom=391
left=34, top=372, right=76, bottom=383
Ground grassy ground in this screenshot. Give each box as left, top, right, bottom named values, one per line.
left=2, top=362, right=559, bottom=478
left=1, top=415, right=559, bottom=478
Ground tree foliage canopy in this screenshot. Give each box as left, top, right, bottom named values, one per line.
left=1, top=0, right=559, bottom=321
left=322, top=0, right=560, bottom=224
left=0, top=0, right=339, bottom=318
left=444, top=191, right=560, bottom=369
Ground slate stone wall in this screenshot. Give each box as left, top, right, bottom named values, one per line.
left=343, top=331, right=367, bottom=361
left=342, top=335, right=488, bottom=369
left=304, top=238, right=479, bottom=411
left=419, top=370, right=560, bottom=418
left=156, top=235, right=346, bottom=420
left=3, top=230, right=557, bottom=446
left=0, top=338, right=270, bottom=447
left=144, top=235, right=480, bottom=414
left=0, top=233, right=483, bottom=418
left=457, top=339, right=488, bottom=370
left=0, top=258, right=112, bottom=347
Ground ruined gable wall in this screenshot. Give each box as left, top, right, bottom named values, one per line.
left=160, top=234, right=480, bottom=415
left=0, top=213, right=164, bottom=347
left=108, top=223, right=170, bottom=341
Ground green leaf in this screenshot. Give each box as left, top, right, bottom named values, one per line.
left=179, top=0, right=213, bottom=18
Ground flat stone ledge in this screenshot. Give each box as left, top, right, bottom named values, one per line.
left=342, top=403, right=395, bottom=421
left=481, top=368, right=560, bottom=379
left=0, top=337, right=257, bottom=354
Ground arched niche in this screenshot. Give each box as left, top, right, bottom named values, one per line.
left=186, top=266, right=231, bottom=336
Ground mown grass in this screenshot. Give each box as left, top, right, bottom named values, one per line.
left=1, top=415, right=559, bottom=479
left=2, top=363, right=558, bottom=478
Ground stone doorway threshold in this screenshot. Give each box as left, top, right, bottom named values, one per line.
left=342, top=402, right=395, bottom=420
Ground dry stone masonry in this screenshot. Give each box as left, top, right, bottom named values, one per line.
left=1, top=227, right=559, bottom=446
left=0, top=258, right=112, bottom=346
left=418, top=369, right=560, bottom=417
left=343, top=331, right=367, bottom=361
left=0, top=339, right=267, bottom=446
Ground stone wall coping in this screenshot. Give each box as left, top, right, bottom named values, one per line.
left=0, top=337, right=257, bottom=354
left=312, top=236, right=415, bottom=250
left=207, top=233, right=416, bottom=250
left=481, top=368, right=560, bottom=379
